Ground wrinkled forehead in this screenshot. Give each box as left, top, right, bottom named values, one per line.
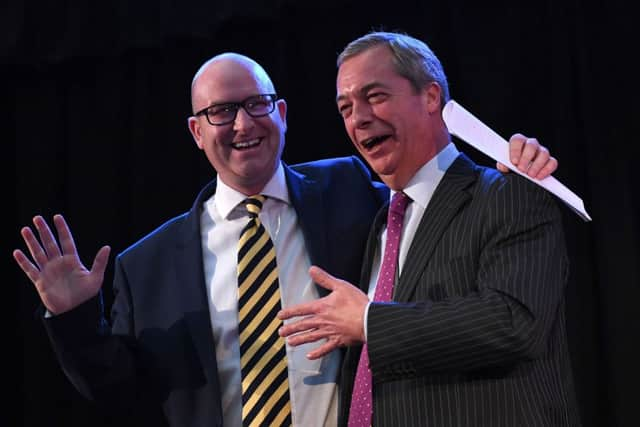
left=336, top=47, right=397, bottom=99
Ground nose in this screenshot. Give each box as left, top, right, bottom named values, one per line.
left=233, top=107, right=255, bottom=132
left=351, top=101, right=373, bottom=129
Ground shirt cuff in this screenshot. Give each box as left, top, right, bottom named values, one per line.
left=363, top=301, right=372, bottom=341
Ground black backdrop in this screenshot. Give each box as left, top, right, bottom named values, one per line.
left=6, top=1, right=638, bottom=426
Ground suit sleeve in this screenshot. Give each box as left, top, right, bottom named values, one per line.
left=42, top=256, right=141, bottom=411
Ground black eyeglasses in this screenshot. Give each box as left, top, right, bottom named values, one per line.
left=194, top=94, right=278, bottom=126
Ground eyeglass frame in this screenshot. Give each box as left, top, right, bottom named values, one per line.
left=193, top=93, right=278, bottom=126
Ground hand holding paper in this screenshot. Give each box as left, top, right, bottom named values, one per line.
left=442, top=100, right=591, bottom=221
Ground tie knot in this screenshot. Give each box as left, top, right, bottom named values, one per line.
left=244, top=195, right=266, bottom=218
left=389, top=191, right=410, bottom=215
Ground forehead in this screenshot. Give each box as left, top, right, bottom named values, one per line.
left=336, top=45, right=400, bottom=96
left=195, top=60, right=271, bottom=104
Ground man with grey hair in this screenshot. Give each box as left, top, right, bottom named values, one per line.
left=280, top=31, right=581, bottom=426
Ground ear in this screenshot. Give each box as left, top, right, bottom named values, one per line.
left=277, top=98, right=288, bottom=132
left=423, top=82, right=442, bottom=114
left=188, top=116, right=205, bottom=149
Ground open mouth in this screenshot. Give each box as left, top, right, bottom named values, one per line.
left=361, top=135, right=390, bottom=149
left=231, top=138, right=261, bottom=150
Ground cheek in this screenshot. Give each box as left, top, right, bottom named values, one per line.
left=198, top=134, right=228, bottom=163
left=349, top=136, right=360, bottom=152
left=371, top=103, right=393, bottom=121
left=342, top=120, right=357, bottom=144
left=205, top=128, right=229, bottom=148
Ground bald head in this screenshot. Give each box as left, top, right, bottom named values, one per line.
left=186, top=52, right=287, bottom=196
left=190, top=53, right=276, bottom=114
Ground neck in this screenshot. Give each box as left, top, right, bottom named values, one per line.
left=380, top=131, right=451, bottom=191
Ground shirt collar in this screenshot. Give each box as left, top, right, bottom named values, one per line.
left=398, top=142, right=460, bottom=210
left=214, top=162, right=290, bottom=220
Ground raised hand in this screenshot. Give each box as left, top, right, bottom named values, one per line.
left=13, top=214, right=110, bottom=315
left=497, top=133, right=558, bottom=179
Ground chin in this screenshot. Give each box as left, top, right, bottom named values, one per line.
left=369, top=159, right=394, bottom=177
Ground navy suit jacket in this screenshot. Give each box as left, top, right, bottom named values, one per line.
left=44, top=156, right=388, bottom=427
left=338, top=153, right=581, bottom=427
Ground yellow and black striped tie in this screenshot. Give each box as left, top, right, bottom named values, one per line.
left=237, top=195, right=292, bottom=427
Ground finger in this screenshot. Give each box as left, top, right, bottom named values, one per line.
left=278, top=301, right=318, bottom=320
left=90, top=245, right=111, bottom=277
left=285, top=328, right=331, bottom=347
left=279, top=316, right=318, bottom=337
left=516, top=139, right=539, bottom=173
left=305, top=340, right=339, bottom=360
left=12, top=249, right=42, bottom=284
left=508, top=133, right=526, bottom=165
left=53, top=214, right=79, bottom=256
left=33, top=215, right=62, bottom=259
left=20, top=226, right=49, bottom=270
left=526, top=145, right=550, bottom=178
left=534, top=156, right=557, bottom=179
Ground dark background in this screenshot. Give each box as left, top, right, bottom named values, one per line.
left=6, top=1, right=638, bottom=426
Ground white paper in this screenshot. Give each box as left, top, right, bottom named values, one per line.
left=442, top=100, right=591, bottom=222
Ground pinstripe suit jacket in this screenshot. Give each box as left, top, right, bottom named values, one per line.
left=339, top=153, right=581, bottom=427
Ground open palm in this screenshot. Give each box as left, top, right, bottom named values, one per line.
left=13, top=214, right=110, bottom=315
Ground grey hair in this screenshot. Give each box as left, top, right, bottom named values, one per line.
left=337, top=31, right=450, bottom=107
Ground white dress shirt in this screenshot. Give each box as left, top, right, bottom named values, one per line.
left=200, top=162, right=339, bottom=427
left=364, top=143, right=460, bottom=336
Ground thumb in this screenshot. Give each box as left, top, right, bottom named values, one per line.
left=90, top=245, right=111, bottom=278
left=309, top=265, right=339, bottom=291
left=496, top=162, right=510, bottom=173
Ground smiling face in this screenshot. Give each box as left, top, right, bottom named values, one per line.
left=188, top=54, right=287, bottom=195
left=336, top=45, right=447, bottom=190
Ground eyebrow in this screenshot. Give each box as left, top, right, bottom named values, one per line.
left=336, top=81, right=388, bottom=104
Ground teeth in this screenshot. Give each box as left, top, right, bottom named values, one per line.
left=362, top=136, right=383, bottom=147
left=232, top=138, right=260, bottom=149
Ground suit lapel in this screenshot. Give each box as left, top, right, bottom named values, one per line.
left=394, top=154, right=477, bottom=303
left=284, top=163, right=329, bottom=274
left=360, top=202, right=390, bottom=291
left=177, top=180, right=223, bottom=389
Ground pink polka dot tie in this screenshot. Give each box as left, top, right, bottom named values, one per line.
left=348, top=191, right=411, bottom=427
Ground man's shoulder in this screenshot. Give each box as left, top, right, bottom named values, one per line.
left=118, top=212, right=190, bottom=259
left=287, top=155, right=388, bottom=200
left=454, top=153, right=547, bottom=196
left=478, top=164, right=551, bottom=198
left=291, top=155, right=365, bottom=173
left=463, top=162, right=563, bottom=224
left=290, top=156, right=384, bottom=186
left=448, top=153, right=561, bottom=220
